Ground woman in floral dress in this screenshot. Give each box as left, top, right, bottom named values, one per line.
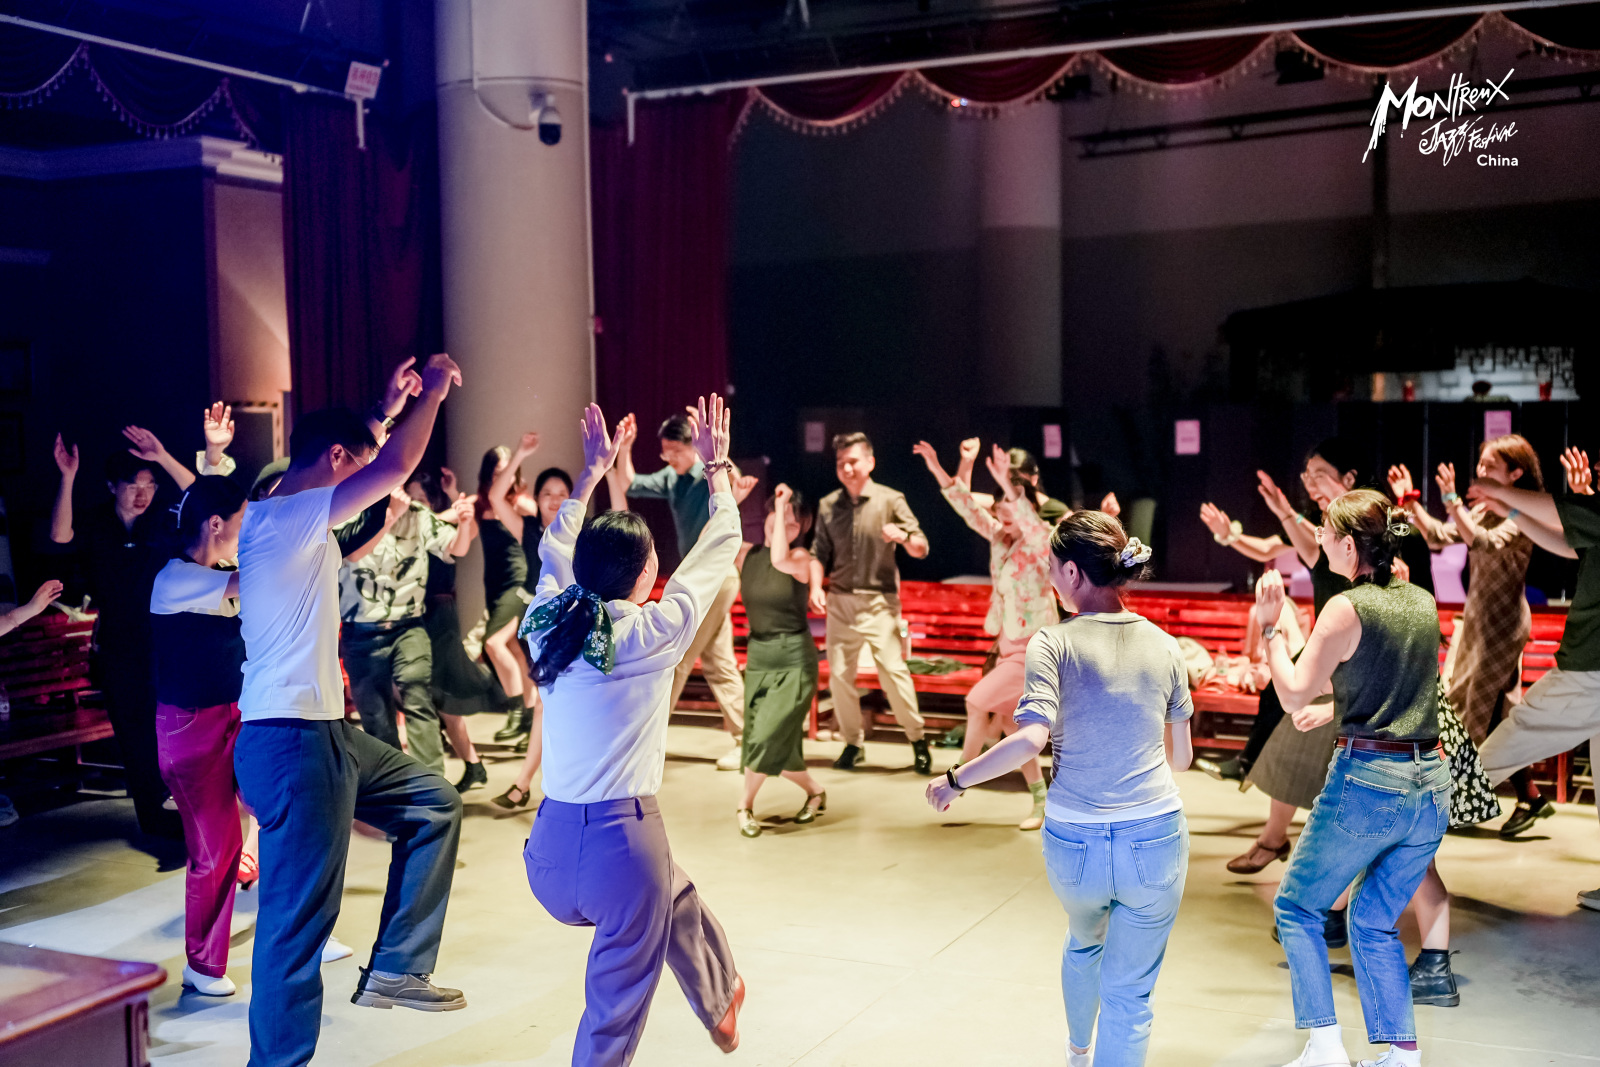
left=915, top=440, right=1060, bottom=829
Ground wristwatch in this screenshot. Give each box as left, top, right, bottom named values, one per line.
left=946, top=766, right=966, bottom=793
left=1261, top=624, right=1282, bottom=642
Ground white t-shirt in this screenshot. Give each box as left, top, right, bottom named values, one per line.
left=237, top=486, right=344, bottom=721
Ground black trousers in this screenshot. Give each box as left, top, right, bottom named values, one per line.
left=1241, top=680, right=1287, bottom=770
left=98, top=642, right=181, bottom=839
left=340, top=621, right=444, bottom=774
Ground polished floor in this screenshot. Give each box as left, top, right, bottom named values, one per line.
left=2, top=723, right=1597, bottom=1066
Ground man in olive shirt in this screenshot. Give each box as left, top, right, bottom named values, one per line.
left=1471, top=472, right=1600, bottom=910
left=815, top=432, right=932, bottom=774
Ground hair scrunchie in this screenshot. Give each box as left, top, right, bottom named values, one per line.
left=1119, top=537, right=1154, bottom=568
left=519, top=584, right=617, bottom=674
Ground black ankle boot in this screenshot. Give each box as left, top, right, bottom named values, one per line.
left=1409, top=949, right=1459, bottom=1007
left=494, top=702, right=531, bottom=743
left=453, top=761, right=488, bottom=795
left=832, top=744, right=863, bottom=771
left=911, top=739, right=932, bottom=776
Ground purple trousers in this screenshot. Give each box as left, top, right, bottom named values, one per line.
left=525, top=796, right=737, bottom=1067
left=156, top=701, right=244, bottom=978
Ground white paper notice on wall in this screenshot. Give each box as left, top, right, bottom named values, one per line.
left=345, top=61, right=383, bottom=100
left=1484, top=410, right=1513, bottom=439
left=1174, top=419, right=1202, bottom=456
left=1042, top=424, right=1063, bottom=459
left=803, top=421, right=827, bottom=453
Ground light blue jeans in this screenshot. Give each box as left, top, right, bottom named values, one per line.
left=1043, top=810, right=1188, bottom=1067
left=1275, top=746, right=1450, bottom=1044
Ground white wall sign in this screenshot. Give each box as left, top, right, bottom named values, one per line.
left=1175, top=419, right=1201, bottom=456
left=803, top=421, right=827, bottom=453
left=345, top=61, right=384, bottom=100
left=1042, top=424, right=1063, bottom=459
left=1484, top=409, right=1512, bottom=439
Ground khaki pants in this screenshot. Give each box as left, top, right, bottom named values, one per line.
left=826, top=591, right=924, bottom=746
left=669, top=568, right=745, bottom=737
left=1478, top=667, right=1600, bottom=817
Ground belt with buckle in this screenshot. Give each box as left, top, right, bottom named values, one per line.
left=1336, top=735, right=1441, bottom=756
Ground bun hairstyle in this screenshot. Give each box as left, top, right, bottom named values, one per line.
left=1322, top=488, right=1409, bottom=586
left=176, top=475, right=247, bottom=549
left=765, top=486, right=816, bottom=547
left=1481, top=433, right=1544, bottom=491
left=1049, top=510, right=1151, bottom=587
left=530, top=511, right=654, bottom=686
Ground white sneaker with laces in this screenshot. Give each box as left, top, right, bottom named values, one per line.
left=1282, top=1042, right=1351, bottom=1067
left=182, top=965, right=236, bottom=996
left=322, top=936, right=354, bottom=963
left=1578, top=887, right=1600, bottom=912
left=715, top=745, right=743, bottom=771
left=1067, top=1040, right=1091, bottom=1066
left=1357, top=1048, right=1420, bottom=1067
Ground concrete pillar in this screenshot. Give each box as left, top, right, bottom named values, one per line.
left=977, top=101, right=1062, bottom=406
left=436, top=0, right=594, bottom=618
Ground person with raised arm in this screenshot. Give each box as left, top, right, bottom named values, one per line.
left=520, top=396, right=746, bottom=1064
left=816, top=431, right=933, bottom=774
left=733, top=482, right=827, bottom=837
left=926, top=511, right=1190, bottom=1067
left=609, top=411, right=757, bottom=772
left=233, top=354, right=468, bottom=1067
left=1469, top=464, right=1600, bottom=913
left=476, top=434, right=540, bottom=745
left=914, top=439, right=1056, bottom=829
left=1255, top=490, right=1449, bottom=1067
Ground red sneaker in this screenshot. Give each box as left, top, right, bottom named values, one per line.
left=711, top=975, right=745, bottom=1053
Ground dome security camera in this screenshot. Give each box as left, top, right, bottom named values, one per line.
left=530, top=93, right=562, bottom=145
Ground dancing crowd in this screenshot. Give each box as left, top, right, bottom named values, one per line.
left=2, top=355, right=1597, bottom=1067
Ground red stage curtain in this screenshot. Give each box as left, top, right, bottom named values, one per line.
left=921, top=54, right=1076, bottom=102
left=591, top=91, right=745, bottom=449
left=1099, top=34, right=1269, bottom=84
left=283, top=94, right=443, bottom=420
left=759, top=72, right=903, bottom=123
left=1294, top=16, right=1482, bottom=68
left=1504, top=3, right=1600, bottom=49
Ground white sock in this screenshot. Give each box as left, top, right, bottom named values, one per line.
left=1307, top=1024, right=1346, bottom=1054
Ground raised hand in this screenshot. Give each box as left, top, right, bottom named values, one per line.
left=440, top=466, right=459, bottom=498
left=911, top=440, right=944, bottom=477
left=449, top=494, right=476, bottom=523
left=419, top=353, right=463, bottom=400
left=123, top=425, right=169, bottom=463
left=1100, top=491, right=1121, bottom=517
left=1257, top=470, right=1294, bottom=520
left=53, top=434, right=79, bottom=477
left=732, top=473, right=759, bottom=504
left=1435, top=462, right=1458, bottom=499
left=385, top=489, right=411, bottom=525
left=958, top=437, right=981, bottom=463
left=515, top=431, right=541, bottom=458
left=688, top=394, right=730, bottom=467
left=1198, top=502, right=1232, bottom=538
left=614, top=413, right=638, bottom=451
left=773, top=482, right=793, bottom=507
left=1561, top=447, right=1594, bottom=495
left=1254, top=568, right=1286, bottom=629
left=580, top=403, right=620, bottom=474
left=203, top=403, right=235, bottom=451
left=985, top=445, right=1015, bottom=498
left=27, top=579, right=65, bottom=613
left=382, top=357, right=425, bottom=416
left=1387, top=464, right=1414, bottom=500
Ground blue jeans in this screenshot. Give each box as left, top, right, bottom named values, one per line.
left=1043, top=810, right=1188, bottom=1067
left=1275, top=746, right=1450, bottom=1044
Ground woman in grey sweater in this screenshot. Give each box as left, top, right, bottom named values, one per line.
left=926, top=510, right=1193, bottom=1067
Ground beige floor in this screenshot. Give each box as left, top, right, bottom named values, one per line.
left=2, top=723, right=1598, bottom=1066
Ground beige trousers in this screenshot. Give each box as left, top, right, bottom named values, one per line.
left=1478, top=667, right=1600, bottom=816
left=669, top=568, right=746, bottom=737
left=826, top=591, right=925, bottom=746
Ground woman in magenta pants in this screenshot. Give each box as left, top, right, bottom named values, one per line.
left=150, top=476, right=250, bottom=996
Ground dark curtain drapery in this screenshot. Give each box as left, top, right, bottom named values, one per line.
left=1505, top=3, right=1600, bottom=49
left=592, top=92, right=745, bottom=438
left=760, top=72, right=902, bottom=124
left=1100, top=35, right=1271, bottom=84
left=86, top=45, right=228, bottom=132
left=920, top=55, right=1077, bottom=102
left=1295, top=16, right=1482, bottom=69
left=0, top=25, right=80, bottom=99
left=282, top=93, right=443, bottom=425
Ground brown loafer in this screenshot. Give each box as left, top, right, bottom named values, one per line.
left=1226, top=839, right=1292, bottom=875
left=711, top=975, right=745, bottom=1053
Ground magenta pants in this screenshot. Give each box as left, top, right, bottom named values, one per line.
left=156, top=701, right=244, bottom=978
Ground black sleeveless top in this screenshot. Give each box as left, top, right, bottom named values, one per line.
left=740, top=548, right=809, bottom=639
left=480, top=519, right=528, bottom=602
left=1331, top=579, right=1442, bottom=742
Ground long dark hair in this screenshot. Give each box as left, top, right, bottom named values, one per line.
left=476, top=446, right=525, bottom=522
left=531, top=511, right=654, bottom=686
left=175, top=475, right=247, bottom=552
left=1323, top=488, right=1407, bottom=586
left=1050, top=510, right=1148, bottom=587
left=766, top=487, right=815, bottom=549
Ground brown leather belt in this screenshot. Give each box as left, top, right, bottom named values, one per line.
left=1336, top=735, right=1441, bottom=755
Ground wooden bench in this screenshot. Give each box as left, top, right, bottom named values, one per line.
left=0, top=610, right=113, bottom=771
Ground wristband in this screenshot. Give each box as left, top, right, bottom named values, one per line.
left=1286, top=512, right=1307, bottom=526
left=1396, top=489, right=1421, bottom=507
left=1213, top=519, right=1243, bottom=546
left=946, top=766, right=966, bottom=793
left=702, top=459, right=734, bottom=479
left=1443, top=492, right=1461, bottom=505
left=369, top=405, right=395, bottom=432
left=1508, top=508, right=1521, bottom=520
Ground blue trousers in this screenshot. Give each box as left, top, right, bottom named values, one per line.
left=1275, top=746, right=1450, bottom=1044
left=1043, top=810, right=1188, bottom=1067
left=235, top=719, right=463, bottom=1067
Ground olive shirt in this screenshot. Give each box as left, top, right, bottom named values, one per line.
left=1555, top=494, right=1600, bottom=671
left=813, top=480, right=925, bottom=595
left=1331, top=579, right=1443, bottom=742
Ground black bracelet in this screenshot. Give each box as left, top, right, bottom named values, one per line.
left=946, top=766, right=965, bottom=792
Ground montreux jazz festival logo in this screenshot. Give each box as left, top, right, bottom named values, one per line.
left=1364, top=68, right=1517, bottom=167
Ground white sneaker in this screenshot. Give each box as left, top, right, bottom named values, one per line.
left=1283, top=1043, right=1351, bottom=1067
left=322, top=936, right=354, bottom=963
left=182, top=965, right=236, bottom=996
left=715, top=746, right=743, bottom=771
left=1357, top=1049, right=1420, bottom=1067
left=1067, top=1040, right=1091, bottom=1066
left=162, top=796, right=179, bottom=812
left=1578, top=887, right=1600, bottom=912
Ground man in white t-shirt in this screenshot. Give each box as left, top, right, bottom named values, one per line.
left=233, top=353, right=466, bottom=1067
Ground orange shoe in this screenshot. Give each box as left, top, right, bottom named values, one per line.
left=237, top=850, right=259, bottom=891
left=711, top=975, right=744, bottom=1053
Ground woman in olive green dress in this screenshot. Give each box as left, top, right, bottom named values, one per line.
left=736, top=483, right=827, bottom=838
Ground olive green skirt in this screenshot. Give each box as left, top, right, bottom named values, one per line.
left=741, top=632, right=819, bottom=776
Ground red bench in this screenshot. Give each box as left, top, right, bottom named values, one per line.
left=0, top=610, right=114, bottom=769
